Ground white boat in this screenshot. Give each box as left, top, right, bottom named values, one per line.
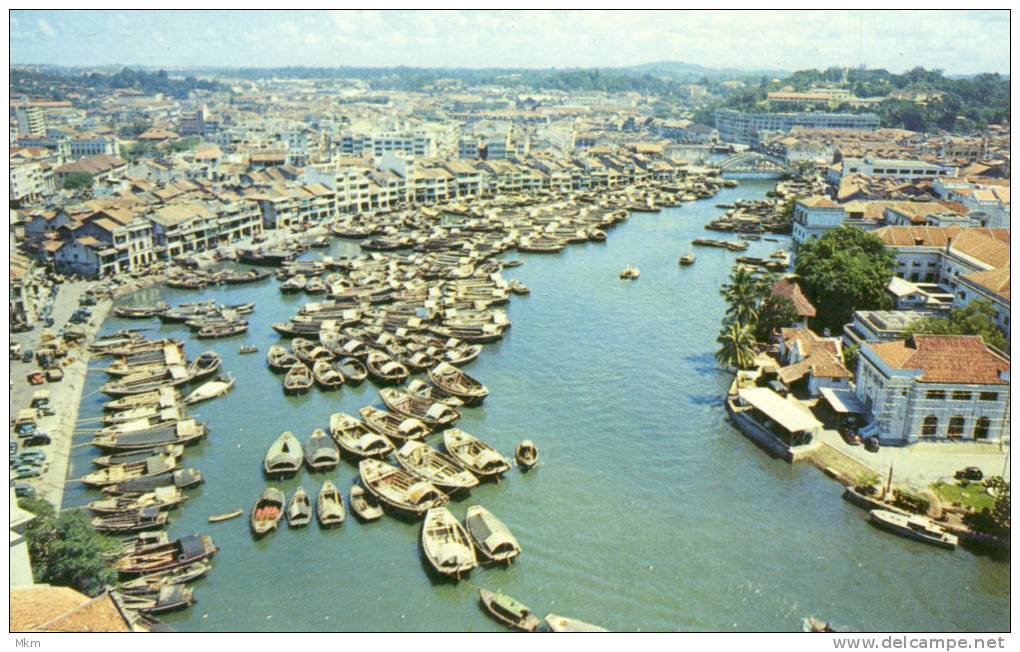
left=544, top=614, right=609, bottom=632
left=183, top=374, right=235, bottom=405
left=868, top=510, right=958, bottom=549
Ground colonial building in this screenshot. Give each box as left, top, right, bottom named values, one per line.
left=856, top=335, right=1010, bottom=445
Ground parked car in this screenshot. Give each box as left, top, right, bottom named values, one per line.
left=13, top=465, right=43, bottom=479
left=842, top=428, right=862, bottom=446
left=24, top=434, right=52, bottom=447
left=21, top=351, right=33, bottom=363
left=954, top=466, right=984, bottom=482
left=14, top=483, right=36, bottom=498
left=864, top=436, right=881, bottom=452
left=27, top=372, right=46, bottom=386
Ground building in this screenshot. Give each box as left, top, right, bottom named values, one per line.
left=775, top=327, right=851, bottom=397
left=843, top=310, right=926, bottom=347
left=838, top=157, right=957, bottom=181
left=10, top=162, right=56, bottom=203
left=11, top=586, right=149, bottom=632
left=856, top=335, right=1010, bottom=445
left=179, top=108, right=206, bottom=136
left=11, top=104, right=47, bottom=138
left=53, top=154, right=128, bottom=186
left=715, top=108, right=880, bottom=145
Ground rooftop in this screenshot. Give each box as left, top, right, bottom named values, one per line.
left=868, top=335, right=1009, bottom=385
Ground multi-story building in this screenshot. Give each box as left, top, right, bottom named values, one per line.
left=11, top=105, right=46, bottom=138
left=856, top=335, right=1010, bottom=445
left=68, top=133, right=118, bottom=159
left=179, top=108, right=207, bottom=136
left=715, top=108, right=880, bottom=145
left=837, top=157, right=957, bottom=181
left=10, top=162, right=56, bottom=203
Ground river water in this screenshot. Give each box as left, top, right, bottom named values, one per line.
left=64, top=181, right=1009, bottom=632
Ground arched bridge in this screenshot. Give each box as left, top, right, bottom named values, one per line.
left=717, top=152, right=796, bottom=179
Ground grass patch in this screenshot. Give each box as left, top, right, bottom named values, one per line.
left=932, top=481, right=995, bottom=512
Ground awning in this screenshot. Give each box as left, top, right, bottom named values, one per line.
left=738, top=387, right=823, bottom=434
left=819, top=387, right=867, bottom=415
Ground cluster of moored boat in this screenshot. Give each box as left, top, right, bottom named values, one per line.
left=78, top=333, right=237, bottom=619
left=113, top=299, right=254, bottom=339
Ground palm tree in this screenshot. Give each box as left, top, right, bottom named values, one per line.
left=721, top=267, right=762, bottom=325
left=715, top=321, right=758, bottom=370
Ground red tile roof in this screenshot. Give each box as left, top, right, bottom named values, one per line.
left=868, top=335, right=1009, bottom=385
left=771, top=277, right=817, bottom=318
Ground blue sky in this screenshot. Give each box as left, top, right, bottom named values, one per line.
left=9, top=10, right=1011, bottom=74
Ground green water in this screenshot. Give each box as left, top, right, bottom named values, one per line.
left=65, top=181, right=1009, bottom=632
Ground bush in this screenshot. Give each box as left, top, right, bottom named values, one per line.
left=892, top=490, right=930, bottom=515
left=19, top=497, right=118, bottom=596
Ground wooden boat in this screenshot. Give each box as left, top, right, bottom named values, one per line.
left=305, top=276, right=327, bottom=294
left=395, top=440, right=479, bottom=493
left=516, top=440, right=538, bottom=469
left=803, top=617, right=837, bottom=633
left=92, top=506, right=169, bottom=533
left=406, top=379, right=464, bottom=408
left=443, top=429, right=510, bottom=479
left=113, top=303, right=168, bottom=319
left=264, top=431, right=304, bottom=477
left=208, top=509, right=243, bottom=523
left=187, top=351, right=222, bottom=380
left=251, top=487, right=285, bottom=536
left=359, top=406, right=430, bottom=443
left=221, top=268, right=271, bottom=285
left=869, top=510, right=958, bottom=549
left=280, top=274, right=308, bottom=293
left=113, top=534, right=218, bottom=576
left=117, top=561, right=211, bottom=594
left=101, top=366, right=191, bottom=397
left=478, top=589, right=541, bottom=632
left=365, top=350, right=410, bottom=384
left=358, top=458, right=448, bottom=517
left=115, top=585, right=194, bottom=614
left=421, top=507, right=477, bottom=578
left=544, top=614, right=609, bottom=632
left=102, top=404, right=184, bottom=426
left=349, top=483, right=384, bottom=522
left=337, top=357, right=367, bottom=384
left=444, top=344, right=483, bottom=366
left=283, top=363, right=313, bottom=395
left=286, top=487, right=313, bottom=527
left=267, top=345, right=299, bottom=372
left=679, top=253, right=696, bottom=266
left=92, top=420, right=208, bottom=452
left=93, top=444, right=184, bottom=468
left=619, top=266, right=640, bottom=280
left=183, top=374, right=235, bottom=405
left=110, top=531, right=169, bottom=559
left=81, top=455, right=177, bottom=488
left=428, top=362, right=489, bottom=405
left=464, top=505, right=520, bottom=563
left=239, top=345, right=259, bottom=354
left=313, top=359, right=345, bottom=390
left=103, top=387, right=179, bottom=412
left=330, top=412, right=394, bottom=459
left=316, top=480, right=346, bottom=528
left=87, top=486, right=185, bottom=514
left=292, top=337, right=335, bottom=363
left=103, top=468, right=204, bottom=495
left=197, top=321, right=248, bottom=339
left=304, top=428, right=340, bottom=471
left=380, top=387, right=460, bottom=428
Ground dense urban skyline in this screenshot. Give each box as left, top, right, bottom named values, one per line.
left=9, top=9, right=1011, bottom=75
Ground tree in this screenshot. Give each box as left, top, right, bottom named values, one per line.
left=905, top=299, right=1009, bottom=352
left=19, top=497, right=118, bottom=596
left=62, top=172, right=94, bottom=191
left=794, top=225, right=895, bottom=335
left=754, top=294, right=799, bottom=342
left=720, top=267, right=766, bottom=326
left=843, top=343, right=861, bottom=378
left=716, top=321, right=758, bottom=370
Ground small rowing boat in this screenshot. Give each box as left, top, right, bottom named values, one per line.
left=208, top=509, right=243, bottom=523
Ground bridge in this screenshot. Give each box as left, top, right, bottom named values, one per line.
left=717, top=152, right=796, bottom=179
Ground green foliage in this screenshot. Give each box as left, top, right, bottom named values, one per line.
left=794, top=225, right=895, bottom=335
left=62, top=172, right=94, bottom=191
left=905, top=299, right=1009, bottom=353
left=12, top=67, right=223, bottom=101
left=754, top=294, right=799, bottom=342
left=164, top=136, right=201, bottom=153
left=892, top=489, right=930, bottom=515
left=19, top=497, right=118, bottom=596
left=842, top=344, right=861, bottom=377
left=715, top=321, right=758, bottom=370
left=720, top=266, right=766, bottom=325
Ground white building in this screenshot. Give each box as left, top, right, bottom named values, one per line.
left=856, top=335, right=1010, bottom=445
left=838, top=157, right=957, bottom=181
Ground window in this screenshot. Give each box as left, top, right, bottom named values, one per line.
left=921, top=416, right=938, bottom=438
left=980, top=392, right=999, bottom=402
left=926, top=390, right=946, bottom=400
left=952, top=391, right=971, bottom=401
left=948, top=416, right=965, bottom=438
left=974, top=417, right=991, bottom=440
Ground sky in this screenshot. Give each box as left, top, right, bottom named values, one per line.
left=9, top=10, right=1011, bottom=75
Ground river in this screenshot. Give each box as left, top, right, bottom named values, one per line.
left=64, top=180, right=1009, bottom=632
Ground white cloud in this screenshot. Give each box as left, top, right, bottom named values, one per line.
left=37, top=18, right=56, bottom=38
